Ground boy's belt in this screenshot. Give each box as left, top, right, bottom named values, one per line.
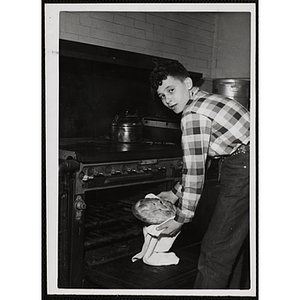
left=231, top=143, right=250, bottom=156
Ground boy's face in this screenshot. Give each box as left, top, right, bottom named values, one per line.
left=157, top=76, right=192, bottom=114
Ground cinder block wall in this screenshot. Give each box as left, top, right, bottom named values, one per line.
left=59, top=11, right=216, bottom=90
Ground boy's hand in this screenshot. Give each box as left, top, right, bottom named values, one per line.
left=156, top=219, right=183, bottom=236
left=157, top=190, right=178, bottom=204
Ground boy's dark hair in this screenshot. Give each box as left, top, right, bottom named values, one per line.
left=150, top=60, right=189, bottom=92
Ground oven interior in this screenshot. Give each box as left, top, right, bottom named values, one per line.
left=83, top=184, right=161, bottom=268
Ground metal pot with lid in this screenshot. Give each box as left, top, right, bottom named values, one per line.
left=111, top=110, right=143, bottom=143
left=213, top=78, right=250, bottom=109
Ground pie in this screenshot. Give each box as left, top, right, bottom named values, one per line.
left=132, top=197, right=176, bottom=225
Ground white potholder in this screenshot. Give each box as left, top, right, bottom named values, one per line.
left=131, top=193, right=180, bottom=266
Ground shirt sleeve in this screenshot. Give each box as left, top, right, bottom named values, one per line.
left=172, top=181, right=183, bottom=198
left=174, top=112, right=211, bottom=223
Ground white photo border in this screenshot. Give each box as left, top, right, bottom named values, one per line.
left=44, top=2, right=257, bottom=297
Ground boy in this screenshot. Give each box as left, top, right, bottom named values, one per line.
left=150, top=61, right=250, bottom=289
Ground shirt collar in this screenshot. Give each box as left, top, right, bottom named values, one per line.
left=189, top=86, right=200, bottom=99
left=190, top=87, right=209, bottom=99
left=183, top=87, right=208, bottom=113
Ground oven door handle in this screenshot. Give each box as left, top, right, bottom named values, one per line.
left=104, top=172, right=153, bottom=185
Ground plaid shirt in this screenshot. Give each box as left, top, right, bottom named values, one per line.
left=172, top=87, right=250, bottom=223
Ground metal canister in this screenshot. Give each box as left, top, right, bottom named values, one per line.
left=111, top=113, right=143, bottom=143
left=213, top=78, right=250, bottom=109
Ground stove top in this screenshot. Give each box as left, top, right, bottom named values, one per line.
left=59, top=138, right=183, bottom=163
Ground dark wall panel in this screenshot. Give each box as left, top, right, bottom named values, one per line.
left=59, top=40, right=202, bottom=139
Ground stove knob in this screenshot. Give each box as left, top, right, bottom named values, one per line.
left=74, top=196, right=86, bottom=221
left=105, top=166, right=112, bottom=174
left=82, top=175, right=89, bottom=181
left=122, top=165, right=129, bottom=173
left=87, top=167, right=94, bottom=176
left=93, top=171, right=104, bottom=177
left=75, top=196, right=86, bottom=210
left=76, top=200, right=86, bottom=210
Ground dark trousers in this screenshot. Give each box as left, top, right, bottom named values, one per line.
left=194, top=147, right=250, bottom=289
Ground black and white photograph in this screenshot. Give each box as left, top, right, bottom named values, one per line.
left=5, top=1, right=300, bottom=300
left=44, top=1, right=258, bottom=297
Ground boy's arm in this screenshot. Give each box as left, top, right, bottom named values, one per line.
left=174, top=112, right=211, bottom=223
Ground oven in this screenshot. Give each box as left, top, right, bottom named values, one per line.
left=58, top=137, right=220, bottom=289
